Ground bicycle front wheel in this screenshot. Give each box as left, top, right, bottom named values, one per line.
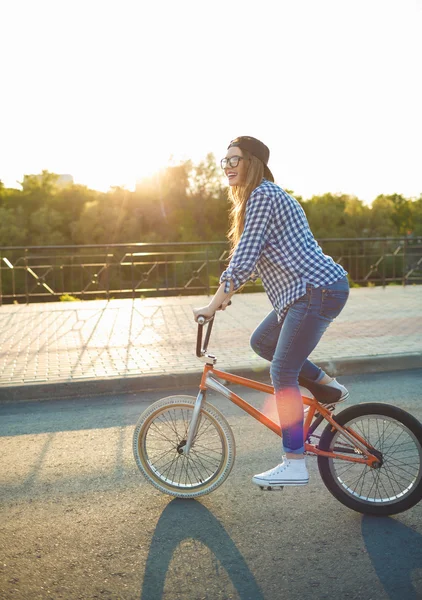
left=318, top=403, right=422, bottom=515
left=133, top=395, right=236, bottom=498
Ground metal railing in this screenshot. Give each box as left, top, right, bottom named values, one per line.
left=0, top=237, right=421, bottom=304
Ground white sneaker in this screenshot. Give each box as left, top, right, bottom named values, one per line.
left=324, top=378, right=349, bottom=402
left=252, top=458, right=309, bottom=488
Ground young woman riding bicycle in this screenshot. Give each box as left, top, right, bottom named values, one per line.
left=193, top=136, right=350, bottom=488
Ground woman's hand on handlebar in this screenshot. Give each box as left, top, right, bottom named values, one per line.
left=193, top=298, right=232, bottom=323
left=192, top=305, right=215, bottom=323
left=193, top=281, right=234, bottom=323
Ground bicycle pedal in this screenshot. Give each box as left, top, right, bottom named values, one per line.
left=313, top=403, right=336, bottom=415
left=259, top=485, right=284, bottom=491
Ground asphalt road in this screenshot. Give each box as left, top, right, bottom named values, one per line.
left=1, top=370, right=422, bottom=600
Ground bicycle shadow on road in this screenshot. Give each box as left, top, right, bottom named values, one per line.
left=362, top=515, right=422, bottom=599
left=140, top=498, right=264, bottom=600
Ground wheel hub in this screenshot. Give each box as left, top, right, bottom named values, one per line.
left=370, top=448, right=384, bottom=468
left=177, top=440, right=187, bottom=455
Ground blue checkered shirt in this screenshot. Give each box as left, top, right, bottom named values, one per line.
left=220, top=179, right=347, bottom=317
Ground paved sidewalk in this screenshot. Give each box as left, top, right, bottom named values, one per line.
left=0, top=286, right=421, bottom=401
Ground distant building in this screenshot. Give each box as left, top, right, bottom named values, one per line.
left=31, top=173, right=74, bottom=187
left=56, top=174, right=74, bottom=187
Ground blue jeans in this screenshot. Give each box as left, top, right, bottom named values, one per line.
left=250, top=276, right=349, bottom=454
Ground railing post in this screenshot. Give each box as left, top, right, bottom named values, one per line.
left=382, top=239, right=386, bottom=287
left=0, top=251, right=2, bottom=307
left=24, top=248, right=29, bottom=304
left=70, top=254, right=74, bottom=297
left=206, top=247, right=210, bottom=295
left=80, top=250, right=84, bottom=300
left=105, top=246, right=110, bottom=301
left=403, top=237, right=407, bottom=286
left=130, top=249, right=134, bottom=299
left=357, top=241, right=360, bottom=284
left=165, top=253, right=169, bottom=291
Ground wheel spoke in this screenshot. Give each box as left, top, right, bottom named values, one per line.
left=139, top=401, right=230, bottom=491
left=328, top=413, right=422, bottom=505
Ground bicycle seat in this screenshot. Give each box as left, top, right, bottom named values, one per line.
left=298, top=375, right=342, bottom=404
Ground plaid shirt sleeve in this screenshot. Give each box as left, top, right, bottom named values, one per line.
left=220, top=189, right=273, bottom=292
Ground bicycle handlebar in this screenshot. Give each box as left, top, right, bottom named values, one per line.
left=196, top=317, right=214, bottom=357
left=196, top=301, right=231, bottom=357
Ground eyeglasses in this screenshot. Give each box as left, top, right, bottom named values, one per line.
left=220, top=156, right=246, bottom=169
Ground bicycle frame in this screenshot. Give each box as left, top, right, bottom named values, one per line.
left=184, top=362, right=381, bottom=468
left=186, top=315, right=381, bottom=468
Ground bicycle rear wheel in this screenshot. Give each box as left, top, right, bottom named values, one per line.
left=133, top=395, right=236, bottom=498
left=317, top=403, right=422, bottom=515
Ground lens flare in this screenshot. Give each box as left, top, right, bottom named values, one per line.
left=261, top=394, right=279, bottom=424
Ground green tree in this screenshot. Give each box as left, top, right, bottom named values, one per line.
left=343, top=197, right=371, bottom=237
left=389, top=194, right=413, bottom=235
left=409, top=195, right=422, bottom=235
left=130, top=167, right=187, bottom=243
left=182, top=154, right=229, bottom=241
left=0, top=164, right=420, bottom=249
left=301, top=194, right=347, bottom=238
left=20, top=171, right=60, bottom=212
left=369, top=195, right=395, bottom=236
left=0, top=206, right=28, bottom=245
left=370, top=194, right=415, bottom=236
left=29, top=206, right=67, bottom=245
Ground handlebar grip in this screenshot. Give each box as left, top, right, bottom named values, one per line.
left=196, top=301, right=232, bottom=356
left=197, top=301, right=232, bottom=325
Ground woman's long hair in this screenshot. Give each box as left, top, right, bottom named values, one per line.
left=227, top=150, right=264, bottom=255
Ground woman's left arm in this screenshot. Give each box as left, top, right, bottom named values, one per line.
left=220, top=190, right=274, bottom=293
left=192, top=280, right=235, bottom=322
left=193, top=190, right=273, bottom=322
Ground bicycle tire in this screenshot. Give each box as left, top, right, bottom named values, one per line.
left=317, top=402, right=422, bottom=515
left=133, top=395, right=236, bottom=498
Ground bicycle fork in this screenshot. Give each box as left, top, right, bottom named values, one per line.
left=183, top=375, right=231, bottom=454
left=183, top=390, right=206, bottom=454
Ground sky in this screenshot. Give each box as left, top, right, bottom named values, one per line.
left=0, top=0, right=421, bottom=203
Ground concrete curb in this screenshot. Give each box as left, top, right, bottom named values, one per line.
left=0, top=352, right=420, bottom=404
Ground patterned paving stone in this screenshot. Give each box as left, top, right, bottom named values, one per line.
left=0, top=287, right=421, bottom=387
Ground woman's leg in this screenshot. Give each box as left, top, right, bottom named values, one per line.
left=250, top=310, right=282, bottom=361
left=250, top=300, right=328, bottom=455
left=251, top=275, right=350, bottom=389
left=252, top=279, right=349, bottom=487
left=250, top=312, right=326, bottom=383
left=270, top=291, right=331, bottom=456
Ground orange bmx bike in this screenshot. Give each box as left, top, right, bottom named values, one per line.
left=133, top=314, right=422, bottom=516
